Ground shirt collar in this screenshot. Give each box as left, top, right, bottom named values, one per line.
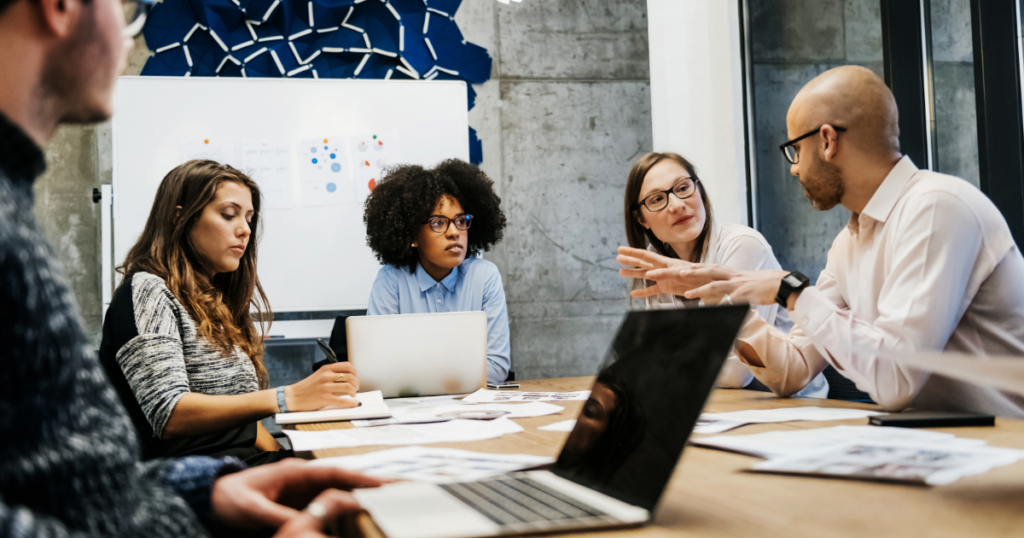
left=859, top=155, right=918, bottom=225
left=0, top=111, right=47, bottom=182
left=415, top=262, right=461, bottom=293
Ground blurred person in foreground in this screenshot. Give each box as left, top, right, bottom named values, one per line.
left=0, top=0, right=382, bottom=535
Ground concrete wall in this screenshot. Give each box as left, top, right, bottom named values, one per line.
left=33, top=3, right=651, bottom=386
left=461, top=0, right=651, bottom=381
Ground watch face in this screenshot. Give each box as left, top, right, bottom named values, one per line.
left=783, top=274, right=802, bottom=287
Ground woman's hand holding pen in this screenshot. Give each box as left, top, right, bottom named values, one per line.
left=285, top=362, right=361, bottom=411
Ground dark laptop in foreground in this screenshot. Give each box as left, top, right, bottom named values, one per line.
left=353, top=304, right=751, bottom=538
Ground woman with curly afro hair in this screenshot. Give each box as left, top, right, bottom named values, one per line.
left=363, top=159, right=511, bottom=383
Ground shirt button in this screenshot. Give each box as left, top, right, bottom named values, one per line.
left=802, top=318, right=809, bottom=325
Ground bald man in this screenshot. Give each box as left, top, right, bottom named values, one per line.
left=618, top=66, right=1024, bottom=418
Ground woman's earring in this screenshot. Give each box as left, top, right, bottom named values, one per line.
left=411, top=243, right=417, bottom=248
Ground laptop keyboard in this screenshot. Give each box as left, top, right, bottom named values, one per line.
left=439, top=473, right=622, bottom=532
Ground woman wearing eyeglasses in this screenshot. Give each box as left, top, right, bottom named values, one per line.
left=363, top=159, right=511, bottom=384
left=622, top=152, right=828, bottom=396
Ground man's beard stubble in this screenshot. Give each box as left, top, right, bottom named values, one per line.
left=39, top=6, right=115, bottom=125
left=800, top=158, right=845, bottom=211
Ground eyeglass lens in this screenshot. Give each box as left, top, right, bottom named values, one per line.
left=784, top=145, right=799, bottom=164
left=643, top=180, right=695, bottom=212
left=428, top=215, right=473, bottom=233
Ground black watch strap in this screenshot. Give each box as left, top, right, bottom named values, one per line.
left=776, top=271, right=810, bottom=308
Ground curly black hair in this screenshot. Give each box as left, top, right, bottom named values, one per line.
left=363, top=159, right=507, bottom=272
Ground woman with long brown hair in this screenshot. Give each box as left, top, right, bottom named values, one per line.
left=620, top=152, right=828, bottom=397
left=99, top=160, right=359, bottom=465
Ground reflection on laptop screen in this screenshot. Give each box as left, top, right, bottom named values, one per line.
left=552, top=305, right=750, bottom=511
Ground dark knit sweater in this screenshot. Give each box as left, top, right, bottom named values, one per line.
left=0, top=112, right=240, bottom=536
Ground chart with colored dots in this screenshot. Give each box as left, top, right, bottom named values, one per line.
left=298, top=136, right=354, bottom=207
left=352, top=132, right=402, bottom=202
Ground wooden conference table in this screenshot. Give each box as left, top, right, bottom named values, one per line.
left=294, top=377, right=1024, bottom=538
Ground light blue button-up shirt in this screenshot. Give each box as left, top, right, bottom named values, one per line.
left=366, top=257, right=511, bottom=384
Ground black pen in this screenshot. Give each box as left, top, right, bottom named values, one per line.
left=316, top=338, right=339, bottom=363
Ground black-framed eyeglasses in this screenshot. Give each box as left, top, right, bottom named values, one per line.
left=424, top=214, right=473, bottom=233
left=123, top=0, right=155, bottom=38
left=779, top=125, right=848, bottom=164
left=632, top=178, right=699, bottom=213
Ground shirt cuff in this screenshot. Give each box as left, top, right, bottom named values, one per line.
left=163, top=456, right=247, bottom=524
left=791, top=286, right=839, bottom=338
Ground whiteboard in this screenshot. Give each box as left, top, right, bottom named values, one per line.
left=111, top=76, right=469, bottom=312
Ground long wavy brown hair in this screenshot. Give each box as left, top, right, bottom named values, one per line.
left=623, top=152, right=714, bottom=298
left=117, top=160, right=272, bottom=388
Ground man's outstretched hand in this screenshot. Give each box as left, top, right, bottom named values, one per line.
left=211, top=458, right=384, bottom=530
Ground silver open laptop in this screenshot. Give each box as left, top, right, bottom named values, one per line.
left=347, top=311, right=487, bottom=398
left=353, top=305, right=751, bottom=538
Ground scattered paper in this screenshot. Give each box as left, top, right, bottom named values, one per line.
left=693, top=418, right=749, bottom=434
left=298, top=136, right=353, bottom=206
left=693, top=425, right=987, bottom=460
left=538, top=420, right=577, bottom=432
left=352, top=132, right=400, bottom=200
left=462, top=389, right=591, bottom=404
left=284, top=416, right=524, bottom=451
left=181, top=136, right=233, bottom=164
left=749, top=442, right=1024, bottom=486
left=352, top=401, right=565, bottom=427
left=385, top=395, right=467, bottom=411
left=276, top=391, right=390, bottom=425
left=695, top=406, right=883, bottom=434
left=310, top=446, right=554, bottom=483
left=241, top=139, right=293, bottom=209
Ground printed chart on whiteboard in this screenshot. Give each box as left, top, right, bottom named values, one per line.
left=181, top=137, right=233, bottom=163
left=241, top=139, right=294, bottom=209
left=298, top=137, right=352, bottom=207
left=353, top=132, right=401, bottom=200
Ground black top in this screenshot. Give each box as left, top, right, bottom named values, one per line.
left=100, top=281, right=268, bottom=462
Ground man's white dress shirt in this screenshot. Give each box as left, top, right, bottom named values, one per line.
left=647, top=223, right=829, bottom=397
left=737, top=156, right=1024, bottom=418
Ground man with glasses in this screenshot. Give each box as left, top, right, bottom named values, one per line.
left=0, top=0, right=383, bottom=536
left=619, top=65, right=1024, bottom=418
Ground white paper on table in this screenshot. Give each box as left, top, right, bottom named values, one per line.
left=693, top=418, right=748, bottom=434
left=241, top=139, right=293, bottom=209
left=692, top=425, right=987, bottom=459
left=181, top=136, right=234, bottom=164
left=275, top=391, right=390, bottom=425
left=353, top=402, right=565, bottom=427
left=749, top=442, right=1024, bottom=486
left=297, top=136, right=353, bottom=207
left=309, top=446, right=554, bottom=483
left=284, top=415, right=524, bottom=451
left=384, top=395, right=467, bottom=411
left=462, top=389, right=591, bottom=404
left=703, top=406, right=882, bottom=424
left=538, top=419, right=576, bottom=432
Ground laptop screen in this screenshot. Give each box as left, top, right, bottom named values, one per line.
left=551, top=305, right=750, bottom=512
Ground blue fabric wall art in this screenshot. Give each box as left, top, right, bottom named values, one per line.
left=141, top=0, right=491, bottom=164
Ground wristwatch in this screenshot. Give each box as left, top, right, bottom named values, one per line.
left=776, top=271, right=810, bottom=308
